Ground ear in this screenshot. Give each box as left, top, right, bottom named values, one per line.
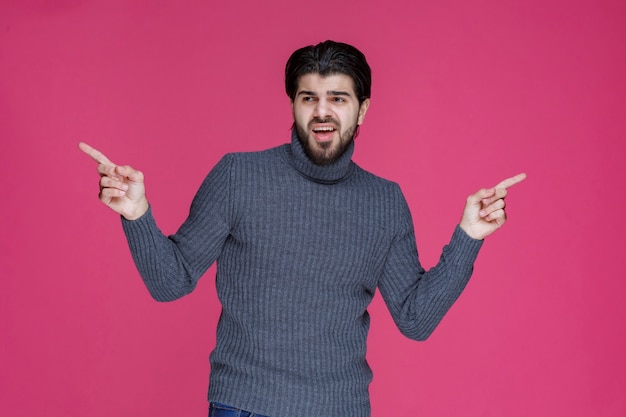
left=357, top=98, right=370, bottom=125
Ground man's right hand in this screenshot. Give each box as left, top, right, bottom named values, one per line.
left=79, top=142, right=149, bottom=220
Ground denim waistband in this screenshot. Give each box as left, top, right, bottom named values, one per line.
left=209, top=402, right=269, bottom=417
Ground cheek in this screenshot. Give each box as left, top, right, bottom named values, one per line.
left=293, top=106, right=309, bottom=122
left=295, top=112, right=308, bottom=127
left=348, top=109, right=362, bottom=126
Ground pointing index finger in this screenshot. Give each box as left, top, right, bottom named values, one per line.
left=78, top=142, right=114, bottom=166
left=494, top=172, right=527, bottom=190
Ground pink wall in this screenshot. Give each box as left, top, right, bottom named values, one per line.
left=1, top=0, right=625, bottom=416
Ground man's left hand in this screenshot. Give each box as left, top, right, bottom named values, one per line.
left=460, top=173, right=527, bottom=240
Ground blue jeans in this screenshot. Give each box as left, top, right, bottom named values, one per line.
left=209, top=402, right=269, bottom=417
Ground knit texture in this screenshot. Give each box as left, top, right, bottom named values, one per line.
left=122, top=130, right=483, bottom=417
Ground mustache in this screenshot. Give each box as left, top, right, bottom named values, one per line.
left=309, top=117, right=339, bottom=126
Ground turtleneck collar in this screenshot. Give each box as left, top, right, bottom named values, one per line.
left=282, top=128, right=355, bottom=184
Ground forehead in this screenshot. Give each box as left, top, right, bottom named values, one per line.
left=296, top=73, right=356, bottom=95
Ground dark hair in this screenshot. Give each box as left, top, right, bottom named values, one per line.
left=285, top=40, right=371, bottom=104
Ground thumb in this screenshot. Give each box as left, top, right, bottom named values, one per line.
left=467, top=188, right=495, bottom=206
left=115, top=165, right=144, bottom=183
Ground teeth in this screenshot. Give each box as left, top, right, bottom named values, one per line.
left=313, top=127, right=335, bottom=132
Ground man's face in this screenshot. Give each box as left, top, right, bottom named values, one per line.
left=291, top=73, right=370, bottom=166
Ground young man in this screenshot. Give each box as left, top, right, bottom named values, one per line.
left=80, top=41, right=525, bottom=417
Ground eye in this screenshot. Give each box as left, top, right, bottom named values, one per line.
left=332, top=97, right=346, bottom=103
left=302, top=96, right=316, bottom=102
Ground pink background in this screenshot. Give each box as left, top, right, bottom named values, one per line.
left=1, top=0, right=625, bottom=416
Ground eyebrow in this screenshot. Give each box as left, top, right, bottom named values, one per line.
left=296, top=90, right=353, bottom=97
left=328, top=90, right=352, bottom=97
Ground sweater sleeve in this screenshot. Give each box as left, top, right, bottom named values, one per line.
left=377, top=187, right=483, bottom=341
left=121, top=154, right=234, bottom=302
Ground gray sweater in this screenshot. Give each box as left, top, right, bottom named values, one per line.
left=122, top=130, right=483, bottom=417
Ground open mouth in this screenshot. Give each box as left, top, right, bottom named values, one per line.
left=312, top=126, right=337, bottom=142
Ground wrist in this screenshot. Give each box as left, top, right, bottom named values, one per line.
left=459, top=221, right=484, bottom=241
left=122, top=199, right=149, bottom=221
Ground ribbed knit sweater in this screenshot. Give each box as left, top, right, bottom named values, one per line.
left=121, top=130, right=483, bottom=417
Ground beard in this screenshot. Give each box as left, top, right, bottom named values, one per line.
left=294, top=117, right=359, bottom=166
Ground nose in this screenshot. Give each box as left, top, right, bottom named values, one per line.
left=313, top=99, right=331, bottom=119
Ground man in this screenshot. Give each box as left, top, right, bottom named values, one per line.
left=80, top=40, right=525, bottom=417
